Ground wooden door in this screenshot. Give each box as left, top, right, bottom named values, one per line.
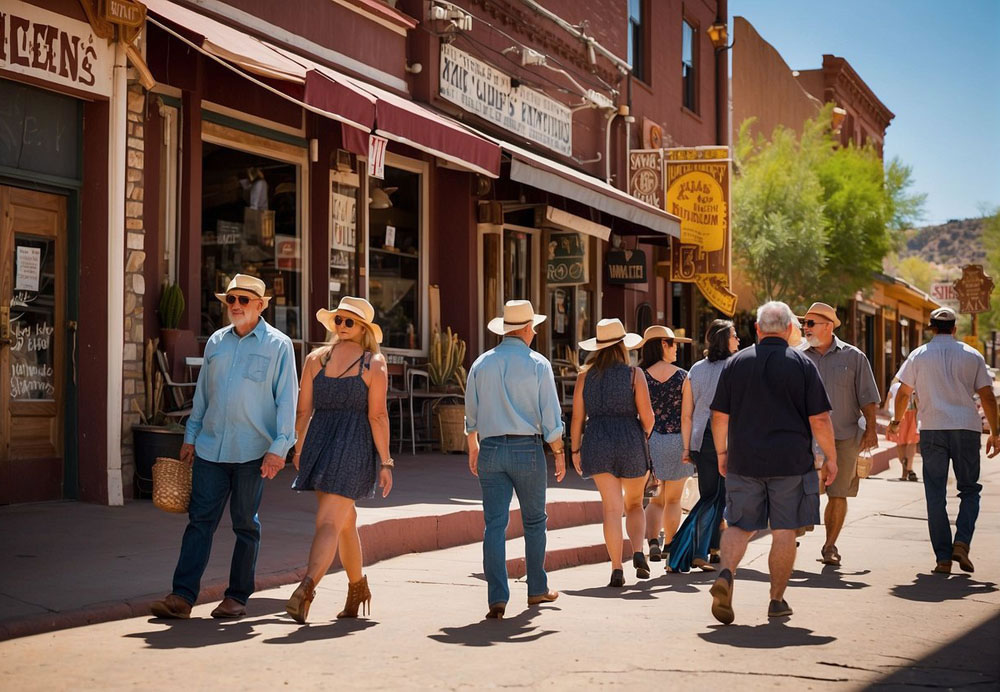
left=0, top=187, right=67, bottom=504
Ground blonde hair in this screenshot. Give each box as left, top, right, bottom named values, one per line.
left=312, top=323, right=381, bottom=361
left=582, top=342, right=628, bottom=372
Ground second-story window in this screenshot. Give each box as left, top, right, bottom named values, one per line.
left=628, top=0, right=647, bottom=83
left=682, top=19, right=697, bottom=112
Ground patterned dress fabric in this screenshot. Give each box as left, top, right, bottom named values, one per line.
left=580, top=363, right=649, bottom=479
left=292, top=352, right=378, bottom=499
left=645, top=368, right=694, bottom=481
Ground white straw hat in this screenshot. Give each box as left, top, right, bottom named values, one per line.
left=487, top=299, right=547, bottom=335
left=215, top=273, right=270, bottom=306
left=579, top=318, right=642, bottom=351
left=635, top=325, right=692, bottom=349
left=316, top=296, right=383, bottom=344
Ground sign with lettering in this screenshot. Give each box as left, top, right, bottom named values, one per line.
left=15, top=246, right=40, bottom=291
left=367, top=134, right=387, bottom=179
left=628, top=149, right=663, bottom=208
left=0, top=0, right=114, bottom=97
left=930, top=281, right=960, bottom=309
left=330, top=190, right=357, bottom=251
left=606, top=249, right=646, bottom=284
left=102, top=0, right=146, bottom=28
left=439, top=43, right=572, bottom=157
left=666, top=147, right=737, bottom=316
left=546, top=232, right=587, bottom=286
left=954, top=264, right=994, bottom=314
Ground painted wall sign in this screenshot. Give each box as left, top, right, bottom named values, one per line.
left=954, top=264, right=994, bottom=314
left=0, top=0, right=114, bottom=98
left=439, top=43, right=572, bottom=157
left=546, top=232, right=588, bottom=286
left=666, top=147, right=737, bottom=316
left=606, top=249, right=646, bottom=284
left=628, top=149, right=663, bottom=208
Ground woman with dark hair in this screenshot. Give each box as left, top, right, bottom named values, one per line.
left=635, top=326, right=695, bottom=563
left=570, top=319, right=655, bottom=587
left=669, top=319, right=740, bottom=572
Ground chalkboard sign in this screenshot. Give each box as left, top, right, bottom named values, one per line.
left=606, top=249, right=647, bottom=284
left=10, top=235, right=56, bottom=401
left=0, top=80, right=81, bottom=180
left=546, top=232, right=588, bottom=286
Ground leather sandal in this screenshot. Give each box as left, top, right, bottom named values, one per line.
left=820, top=545, right=841, bottom=566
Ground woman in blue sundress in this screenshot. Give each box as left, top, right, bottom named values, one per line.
left=285, top=296, right=394, bottom=624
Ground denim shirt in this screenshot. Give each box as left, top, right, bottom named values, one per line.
left=184, top=318, right=298, bottom=462
left=465, top=337, right=564, bottom=444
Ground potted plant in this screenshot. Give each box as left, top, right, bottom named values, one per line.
left=158, top=281, right=198, bottom=382
left=132, top=337, right=185, bottom=498
left=429, top=327, right=468, bottom=453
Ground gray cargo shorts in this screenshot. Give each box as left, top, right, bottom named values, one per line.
left=723, top=469, right=820, bottom=531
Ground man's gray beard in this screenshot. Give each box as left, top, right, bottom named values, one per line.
left=806, top=336, right=822, bottom=348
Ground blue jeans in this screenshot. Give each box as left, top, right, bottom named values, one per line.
left=478, top=435, right=549, bottom=606
left=919, top=430, right=982, bottom=562
left=171, top=457, right=264, bottom=605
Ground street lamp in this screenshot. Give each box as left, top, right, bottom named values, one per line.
left=707, top=21, right=733, bottom=52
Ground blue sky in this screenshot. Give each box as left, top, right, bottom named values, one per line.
left=729, top=0, right=1000, bottom=226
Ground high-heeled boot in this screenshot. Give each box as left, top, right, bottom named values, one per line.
left=285, top=575, right=316, bottom=624
left=337, top=575, right=372, bottom=618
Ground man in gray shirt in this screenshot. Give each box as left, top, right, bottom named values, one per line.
left=801, top=302, right=880, bottom=568
left=891, top=307, right=999, bottom=574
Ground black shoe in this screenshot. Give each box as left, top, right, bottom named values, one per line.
left=709, top=552, right=721, bottom=564
left=767, top=599, right=793, bottom=618
left=908, top=471, right=919, bottom=482
left=633, top=552, right=650, bottom=579
left=648, top=539, right=662, bottom=562
left=608, top=568, right=625, bottom=587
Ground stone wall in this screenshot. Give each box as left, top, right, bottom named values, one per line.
left=120, top=81, right=147, bottom=498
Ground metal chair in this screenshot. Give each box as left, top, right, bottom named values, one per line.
left=385, top=361, right=408, bottom=454
left=155, top=350, right=196, bottom=421
left=406, top=368, right=453, bottom=454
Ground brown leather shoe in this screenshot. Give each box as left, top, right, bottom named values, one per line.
left=932, top=561, right=952, bottom=574
left=210, top=597, right=246, bottom=619
left=150, top=593, right=192, bottom=619
left=485, top=602, right=506, bottom=620
left=527, top=590, right=559, bottom=605
left=952, top=542, right=975, bottom=572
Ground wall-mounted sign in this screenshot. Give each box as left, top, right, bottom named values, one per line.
left=606, top=249, right=646, bottom=284
left=439, top=43, right=572, bottom=157
left=954, top=264, right=994, bottom=314
left=628, top=149, right=663, bottom=208
left=930, top=281, right=960, bottom=309
left=546, top=232, right=588, bottom=286
left=0, top=0, right=114, bottom=98
left=666, top=147, right=737, bottom=316
left=102, top=0, right=146, bottom=28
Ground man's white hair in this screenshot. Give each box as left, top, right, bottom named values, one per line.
left=756, top=301, right=795, bottom=334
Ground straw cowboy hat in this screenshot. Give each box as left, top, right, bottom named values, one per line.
left=579, top=318, right=642, bottom=352
left=803, top=301, right=841, bottom=328
left=487, top=299, right=547, bottom=336
left=215, top=273, right=271, bottom=306
left=316, top=296, right=384, bottom=344
left=636, top=325, right=693, bottom=349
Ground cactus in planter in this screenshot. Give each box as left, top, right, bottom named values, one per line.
left=158, top=282, right=185, bottom=330
left=135, top=337, right=165, bottom=426
left=428, top=327, right=467, bottom=393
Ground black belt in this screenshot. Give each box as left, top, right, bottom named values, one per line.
left=489, top=434, right=542, bottom=440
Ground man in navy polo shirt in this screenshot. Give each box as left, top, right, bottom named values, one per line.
left=707, top=301, right=838, bottom=624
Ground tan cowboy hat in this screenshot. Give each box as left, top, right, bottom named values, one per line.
left=635, top=325, right=693, bottom=349
left=316, top=296, right=383, bottom=344
left=215, top=273, right=270, bottom=306
left=579, top=318, right=642, bottom=352
left=803, top=301, right=841, bottom=328
left=487, top=299, right=547, bottom=335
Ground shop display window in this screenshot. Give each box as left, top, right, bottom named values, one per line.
left=201, top=144, right=300, bottom=338
left=368, top=164, right=422, bottom=350
left=330, top=166, right=361, bottom=307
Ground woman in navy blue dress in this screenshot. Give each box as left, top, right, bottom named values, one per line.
left=285, top=297, right=394, bottom=623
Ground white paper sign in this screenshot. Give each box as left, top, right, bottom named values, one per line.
left=367, top=134, right=388, bottom=179
left=15, top=246, right=41, bottom=292
left=384, top=225, right=396, bottom=249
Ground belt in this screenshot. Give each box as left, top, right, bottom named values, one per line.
left=486, top=434, right=542, bottom=441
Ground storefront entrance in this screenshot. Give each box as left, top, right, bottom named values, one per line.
left=0, top=187, right=68, bottom=504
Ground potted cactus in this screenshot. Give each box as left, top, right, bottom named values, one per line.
left=132, top=338, right=185, bottom=498
left=429, top=327, right=468, bottom=453
left=157, top=281, right=198, bottom=382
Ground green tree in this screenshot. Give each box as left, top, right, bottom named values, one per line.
left=977, top=207, right=1000, bottom=332
left=892, top=255, right=937, bottom=293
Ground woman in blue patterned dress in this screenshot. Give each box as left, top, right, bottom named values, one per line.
left=570, top=319, right=655, bottom=587
left=635, top=326, right=694, bottom=564
left=285, top=297, right=394, bottom=624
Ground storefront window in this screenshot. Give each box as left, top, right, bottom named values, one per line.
left=201, top=144, right=300, bottom=338
left=330, top=167, right=361, bottom=307
left=368, top=165, right=422, bottom=350
left=503, top=229, right=532, bottom=304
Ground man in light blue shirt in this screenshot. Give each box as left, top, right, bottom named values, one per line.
left=151, top=274, right=297, bottom=620
left=891, top=307, right=998, bottom=575
left=466, top=300, right=565, bottom=619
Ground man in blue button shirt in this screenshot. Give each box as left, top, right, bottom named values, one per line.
left=151, top=274, right=298, bottom=620
left=465, top=300, right=565, bottom=620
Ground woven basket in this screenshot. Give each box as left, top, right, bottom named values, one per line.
left=152, top=457, right=192, bottom=513
left=856, top=450, right=873, bottom=479
left=434, top=402, right=468, bottom=454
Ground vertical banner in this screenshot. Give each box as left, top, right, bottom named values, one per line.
left=665, top=147, right=737, bottom=316
left=367, top=135, right=388, bottom=179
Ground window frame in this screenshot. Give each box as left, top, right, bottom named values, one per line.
left=681, top=15, right=699, bottom=114
left=628, top=0, right=650, bottom=85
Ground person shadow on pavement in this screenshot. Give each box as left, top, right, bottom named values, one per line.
left=562, top=572, right=704, bottom=599
left=262, top=617, right=377, bottom=644
left=729, top=567, right=871, bottom=591
left=698, top=621, right=837, bottom=649
left=428, top=606, right=558, bottom=647
left=891, top=573, right=999, bottom=603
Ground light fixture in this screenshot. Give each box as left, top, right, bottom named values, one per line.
left=707, top=21, right=731, bottom=51
left=369, top=187, right=397, bottom=209
left=405, top=62, right=423, bottom=74
left=831, top=107, right=847, bottom=132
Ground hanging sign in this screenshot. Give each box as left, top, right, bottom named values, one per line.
left=665, top=146, right=737, bottom=316
left=439, top=43, right=572, bottom=157
left=954, top=264, right=994, bottom=314
left=367, top=134, right=388, bottom=179
left=0, top=1, right=114, bottom=97
left=102, top=0, right=146, bottom=29
left=546, top=232, right=588, bottom=286
left=628, top=149, right=664, bottom=208
left=606, top=249, right=646, bottom=284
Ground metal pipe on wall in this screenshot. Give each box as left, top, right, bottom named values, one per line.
left=519, top=0, right=632, bottom=76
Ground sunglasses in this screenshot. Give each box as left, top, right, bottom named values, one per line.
left=225, top=294, right=253, bottom=306
left=802, top=319, right=830, bottom=328
left=334, top=315, right=356, bottom=328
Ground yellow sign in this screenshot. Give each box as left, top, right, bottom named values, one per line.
left=667, top=170, right=727, bottom=252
